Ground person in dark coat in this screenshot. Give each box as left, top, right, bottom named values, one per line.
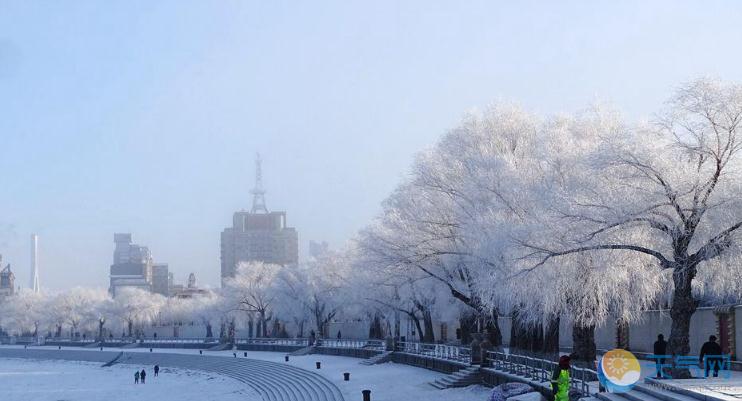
left=337, top=331, right=342, bottom=340
left=653, top=334, right=668, bottom=378
left=154, top=365, right=160, bottom=377
left=699, top=335, right=723, bottom=377
left=140, top=369, right=147, bottom=384
left=134, top=370, right=140, bottom=384
left=309, top=330, right=316, bottom=346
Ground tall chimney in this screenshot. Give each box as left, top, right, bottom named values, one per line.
left=30, top=234, right=40, bottom=293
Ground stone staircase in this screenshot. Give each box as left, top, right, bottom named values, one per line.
left=290, top=345, right=317, bottom=356
left=207, top=343, right=232, bottom=351
left=429, top=365, right=481, bottom=389
left=596, top=381, right=703, bottom=401
left=0, top=347, right=345, bottom=401
left=359, top=351, right=392, bottom=366
left=101, top=351, right=124, bottom=367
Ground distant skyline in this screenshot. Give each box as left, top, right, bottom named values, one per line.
left=2, top=1, right=742, bottom=289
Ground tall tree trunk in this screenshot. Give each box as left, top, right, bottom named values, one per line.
left=411, top=315, right=424, bottom=341
left=228, top=319, right=236, bottom=343
left=422, top=310, right=435, bottom=343
left=543, top=316, right=560, bottom=356
left=668, top=266, right=697, bottom=378
left=510, top=309, right=532, bottom=351
left=530, top=322, right=544, bottom=353
left=260, top=311, right=268, bottom=337
left=571, top=323, right=596, bottom=363
left=485, top=309, right=503, bottom=347
left=459, top=313, right=477, bottom=344
left=369, top=315, right=383, bottom=339
left=616, top=318, right=630, bottom=350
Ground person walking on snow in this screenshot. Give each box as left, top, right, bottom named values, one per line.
left=700, top=335, right=723, bottom=378
left=154, top=365, right=160, bottom=377
left=140, top=369, right=147, bottom=384
left=653, top=334, right=668, bottom=378
left=134, top=370, right=139, bottom=384
left=551, top=355, right=571, bottom=401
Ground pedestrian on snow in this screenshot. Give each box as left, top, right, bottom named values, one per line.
left=337, top=331, right=342, bottom=340
left=154, top=332, right=157, bottom=339
left=653, top=334, right=668, bottom=378
left=700, top=335, right=723, bottom=378
left=309, top=330, right=316, bottom=346
left=551, top=355, right=571, bottom=401
left=140, top=369, right=147, bottom=384
left=154, top=365, right=160, bottom=377
left=134, top=371, right=140, bottom=384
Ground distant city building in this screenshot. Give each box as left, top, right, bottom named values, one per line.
left=109, top=233, right=154, bottom=297
left=30, top=234, right=40, bottom=293
left=151, top=263, right=170, bottom=297
left=172, top=272, right=208, bottom=298
left=0, top=256, right=15, bottom=297
left=220, top=154, right=299, bottom=285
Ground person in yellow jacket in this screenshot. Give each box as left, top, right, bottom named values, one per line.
left=551, top=355, right=571, bottom=401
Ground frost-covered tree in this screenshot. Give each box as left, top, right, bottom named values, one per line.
left=522, top=79, right=742, bottom=374
left=112, top=288, right=164, bottom=337
left=224, top=261, right=280, bottom=338
left=190, top=292, right=221, bottom=338
left=0, top=290, right=47, bottom=336
left=52, top=288, right=108, bottom=338
left=357, top=105, right=550, bottom=346
left=351, top=248, right=449, bottom=342
left=277, top=250, right=351, bottom=338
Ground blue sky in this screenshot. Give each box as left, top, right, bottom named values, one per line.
left=2, top=1, right=742, bottom=290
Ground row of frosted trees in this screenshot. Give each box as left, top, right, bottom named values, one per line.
left=0, top=250, right=354, bottom=342
left=352, top=78, right=742, bottom=376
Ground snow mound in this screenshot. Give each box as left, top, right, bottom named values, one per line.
left=489, top=382, right=535, bottom=401
left=509, top=391, right=547, bottom=401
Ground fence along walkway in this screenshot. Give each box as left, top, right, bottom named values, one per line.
left=485, top=351, right=598, bottom=396
left=0, top=348, right=344, bottom=401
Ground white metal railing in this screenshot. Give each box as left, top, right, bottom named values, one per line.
left=395, top=341, right=471, bottom=364
left=235, top=338, right=309, bottom=346
left=45, top=337, right=97, bottom=343
left=316, top=339, right=385, bottom=350
left=142, top=337, right=219, bottom=344
left=486, top=351, right=598, bottom=396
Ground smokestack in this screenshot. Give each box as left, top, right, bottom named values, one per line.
left=30, top=234, right=40, bottom=293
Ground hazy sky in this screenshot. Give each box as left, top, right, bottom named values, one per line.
left=2, top=1, right=742, bottom=290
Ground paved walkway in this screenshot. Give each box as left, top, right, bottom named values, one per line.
left=638, top=359, right=742, bottom=401
left=0, top=347, right=344, bottom=401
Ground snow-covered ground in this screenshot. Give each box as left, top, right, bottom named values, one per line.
left=2, top=346, right=493, bottom=401
left=0, top=357, right=260, bottom=401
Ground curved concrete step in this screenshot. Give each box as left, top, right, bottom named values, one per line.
left=0, top=347, right=345, bottom=401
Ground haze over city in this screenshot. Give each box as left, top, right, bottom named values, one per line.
left=3, top=0, right=742, bottom=290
